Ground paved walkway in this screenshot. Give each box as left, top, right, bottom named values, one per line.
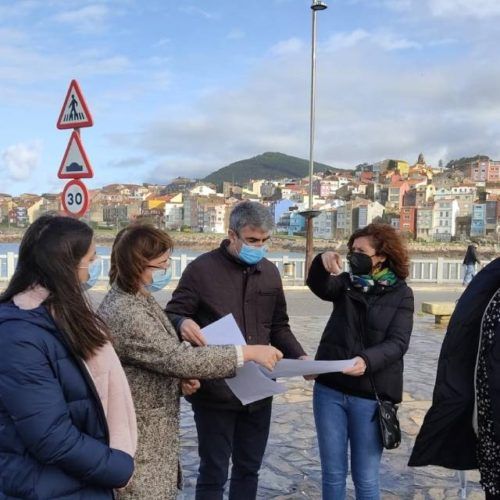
left=179, top=289, right=484, bottom=499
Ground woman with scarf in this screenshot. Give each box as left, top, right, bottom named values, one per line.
left=307, top=223, right=414, bottom=500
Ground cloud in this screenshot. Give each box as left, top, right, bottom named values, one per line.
left=53, top=4, right=111, bottom=34
left=108, top=157, right=147, bottom=169
left=2, top=141, right=42, bottom=181
left=179, top=5, right=218, bottom=20
left=429, top=0, right=500, bottom=19
left=325, top=29, right=420, bottom=52
left=270, top=37, right=305, bottom=56
left=362, top=0, right=500, bottom=19
left=117, top=26, right=500, bottom=183
left=325, top=29, right=370, bottom=50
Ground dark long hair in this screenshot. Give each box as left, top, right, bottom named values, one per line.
left=109, top=224, right=173, bottom=294
left=347, top=223, right=410, bottom=279
left=0, top=215, right=109, bottom=359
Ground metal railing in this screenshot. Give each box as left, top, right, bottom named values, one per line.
left=0, top=251, right=479, bottom=284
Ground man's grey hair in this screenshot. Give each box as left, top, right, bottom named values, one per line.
left=229, top=201, right=274, bottom=234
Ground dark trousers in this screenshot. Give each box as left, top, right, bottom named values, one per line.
left=193, top=400, right=272, bottom=500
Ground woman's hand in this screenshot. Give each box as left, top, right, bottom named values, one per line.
left=342, top=356, right=367, bottom=377
left=321, top=252, right=343, bottom=275
left=243, top=345, right=283, bottom=371
left=181, top=379, right=201, bottom=395
left=180, top=318, right=207, bottom=346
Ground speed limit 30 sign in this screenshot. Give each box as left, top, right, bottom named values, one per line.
left=62, top=179, right=89, bottom=218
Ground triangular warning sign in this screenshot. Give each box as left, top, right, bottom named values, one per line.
left=58, top=131, right=94, bottom=179
left=57, top=79, right=93, bottom=129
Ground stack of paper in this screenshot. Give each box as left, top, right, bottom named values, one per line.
left=202, top=314, right=355, bottom=405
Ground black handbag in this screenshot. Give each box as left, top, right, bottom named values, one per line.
left=356, top=327, right=401, bottom=450
left=373, top=390, right=401, bottom=450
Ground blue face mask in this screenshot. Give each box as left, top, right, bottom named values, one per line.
left=238, top=243, right=268, bottom=265
left=81, top=259, right=101, bottom=291
left=145, top=267, right=172, bottom=292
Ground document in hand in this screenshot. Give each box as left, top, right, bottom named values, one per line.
left=201, top=313, right=246, bottom=346
left=262, top=358, right=356, bottom=379
left=201, top=314, right=356, bottom=405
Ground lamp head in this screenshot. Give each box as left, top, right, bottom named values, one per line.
left=311, top=0, right=328, bottom=10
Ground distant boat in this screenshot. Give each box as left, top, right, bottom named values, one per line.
left=67, top=162, right=84, bottom=172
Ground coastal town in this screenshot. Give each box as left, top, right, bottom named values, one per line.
left=1, top=153, right=499, bottom=243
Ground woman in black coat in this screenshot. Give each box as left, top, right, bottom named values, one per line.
left=409, top=258, right=500, bottom=499
left=307, top=223, right=414, bottom=500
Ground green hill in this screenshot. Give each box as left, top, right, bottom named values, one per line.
left=202, top=152, right=343, bottom=185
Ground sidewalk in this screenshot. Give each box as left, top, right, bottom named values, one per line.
left=179, top=313, right=483, bottom=499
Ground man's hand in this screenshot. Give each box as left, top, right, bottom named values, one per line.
left=321, top=251, right=343, bottom=275
left=181, top=379, right=201, bottom=396
left=180, top=318, right=207, bottom=346
left=342, top=356, right=367, bottom=377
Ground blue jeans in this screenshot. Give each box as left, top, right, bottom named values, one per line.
left=463, top=264, right=476, bottom=286
left=313, top=382, right=383, bottom=500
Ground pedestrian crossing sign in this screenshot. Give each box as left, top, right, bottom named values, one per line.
left=58, top=131, right=94, bottom=179
left=56, top=79, right=93, bottom=129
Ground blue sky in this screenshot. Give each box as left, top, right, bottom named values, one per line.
left=2, top=0, right=500, bottom=195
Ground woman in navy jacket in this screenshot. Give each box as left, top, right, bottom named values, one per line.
left=0, top=215, right=134, bottom=499
left=307, top=223, right=413, bottom=500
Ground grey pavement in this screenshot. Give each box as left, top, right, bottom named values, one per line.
left=176, top=286, right=484, bottom=500
left=85, top=285, right=483, bottom=499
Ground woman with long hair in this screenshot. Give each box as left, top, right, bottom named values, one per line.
left=463, top=243, right=480, bottom=286
left=307, top=223, right=414, bottom=499
left=97, top=223, right=282, bottom=500
left=0, top=215, right=135, bottom=499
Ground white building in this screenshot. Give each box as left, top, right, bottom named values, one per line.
left=354, top=201, right=385, bottom=229
left=432, top=199, right=459, bottom=241
left=189, top=185, right=217, bottom=196
left=164, top=202, right=184, bottom=230
left=434, top=186, right=476, bottom=217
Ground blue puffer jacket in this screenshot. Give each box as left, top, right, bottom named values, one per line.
left=0, top=301, right=134, bottom=499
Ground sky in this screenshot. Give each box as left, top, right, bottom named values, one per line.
left=2, top=0, right=500, bottom=196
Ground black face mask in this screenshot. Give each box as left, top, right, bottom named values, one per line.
left=347, top=252, right=373, bottom=275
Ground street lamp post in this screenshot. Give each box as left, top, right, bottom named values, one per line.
left=301, top=0, right=327, bottom=283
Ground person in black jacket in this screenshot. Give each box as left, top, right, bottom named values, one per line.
left=409, top=258, right=500, bottom=499
left=307, top=223, right=414, bottom=500
left=463, top=243, right=480, bottom=286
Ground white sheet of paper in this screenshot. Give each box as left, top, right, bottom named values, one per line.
left=262, top=358, right=357, bottom=379
left=200, top=315, right=354, bottom=405
left=201, top=314, right=246, bottom=346
left=225, top=362, right=286, bottom=405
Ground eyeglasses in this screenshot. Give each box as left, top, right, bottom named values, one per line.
left=147, top=257, right=172, bottom=275
left=237, top=234, right=272, bottom=247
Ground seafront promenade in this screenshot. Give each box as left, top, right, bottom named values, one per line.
left=145, top=285, right=482, bottom=499
left=2, top=283, right=482, bottom=498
